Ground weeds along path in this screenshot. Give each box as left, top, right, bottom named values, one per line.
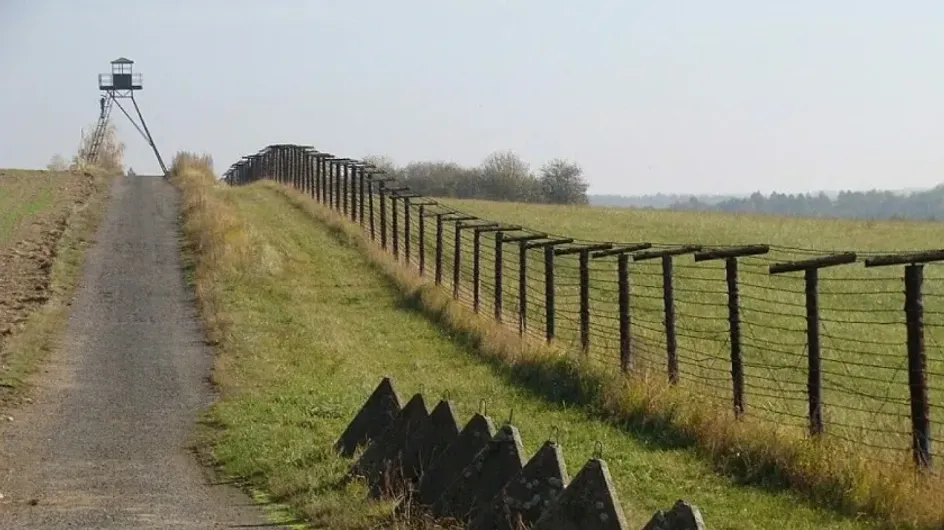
left=0, top=174, right=279, bottom=528
left=191, top=182, right=883, bottom=530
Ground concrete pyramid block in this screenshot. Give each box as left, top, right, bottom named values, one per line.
left=431, top=424, right=526, bottom=522
left=350, top=393, right=429, bottom=497
left=400, top=399, right=461, bottom=483
left=468, top=440, right=569, bottom=530
left=416, top=412, right=495, bottom=507
left=335, top=377, right=403, bottom=457
left=532, top=458, right=628, bottom=530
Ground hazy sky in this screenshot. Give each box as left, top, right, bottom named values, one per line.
left=2, top=1, right=943, bottom=196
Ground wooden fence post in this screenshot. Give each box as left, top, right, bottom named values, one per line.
left=334, top=160, right=343, bottom=211
left=399, top=195, right=429, bottom=268
left=318, top=156, right=325, bottom=204
left=325, top=157, right=336, bottom=205
left=419, top=206, right=427, bottom=275
left=501, top=234, right=547, bottom=335
left=865, top=250, right=944, bottom=470
left=471, top=225, right=499, bottom=312
left=273, top=147, right=281, bottom=183
left=350, top=164, right=358, bottom=222
left=544, top=246, right=555, bottom=343
left=432, top=214, right=474, bottom=287
left=694, top=245, right=770, bottom=418
left=366, top=173, right=389, bottom=240
left=555, top=244, right=614, bottom=353
left=517, top=238, right=573, bottom=343
left=592, top=244, right=653, bottom=372
left=287, top=145, right=293, bottom=187
left=451, top=220, right=491, bottom=302
left=314, top=152, right=322, bottom=201
left=327, top=158, right=334, bottom=207
left=634, top=246, right=702, bottom=384
left=383, top=187, right=408, bottom=257
left=305, top=150, right=314, bottom=196
left=283, top=146, right=291, bottom=185
left=292, top=145, right=299, bottom=189
left=298, top=146, right=305, bottom=190
left=392, top=195, right=399, bottom=260
left=358, top=167, right=366, bottom=226
left=494, top=232, right=504, bottom=321
left=435, top=214, right=444, bottom=285
left=323, top=157, right=331, bottom=206
left=770, top=252, right=857, bottom=437
left=520, top=243, right=527, bottom=334
left=341, top=161, right=349, bottom=215
left=295, top=146, right=301, bottom=188
left=379, top=182, right=388, bottom=249
left=403, top=197, right=412, bottom=265
left=469, top=225, right=513, bottom=313
left=453, top=222, right=462, bottom=299
left=297, top=147, right=304, bottom=191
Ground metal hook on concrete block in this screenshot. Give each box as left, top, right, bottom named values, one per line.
left=480, top=399, right=487, bottom=416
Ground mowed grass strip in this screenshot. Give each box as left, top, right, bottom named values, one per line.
left=175, top=165, right=885, bottom=529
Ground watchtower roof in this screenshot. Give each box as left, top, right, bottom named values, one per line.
left=111, top=57, right=134, bottom=64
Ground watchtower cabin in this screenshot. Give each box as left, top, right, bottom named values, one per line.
left=98, top=57, right=142, bottom=98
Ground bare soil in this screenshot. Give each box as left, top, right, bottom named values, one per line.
left=0, top=170, right=96, bottom=357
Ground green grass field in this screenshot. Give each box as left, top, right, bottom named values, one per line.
left=179, top=174, right=890, bottom=529
left=382, top=197, right=944, bottom=468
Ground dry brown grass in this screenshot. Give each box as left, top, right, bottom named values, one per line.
left=170, top=152, right=254, bottom=350
left=271, top=181, right=944, bottom=530
left=70, top=120, right=126, bottom=175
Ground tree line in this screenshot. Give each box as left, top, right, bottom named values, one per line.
left=362, top=150, right=590, bottom=205
left=670, top=187, right=944, bottom=221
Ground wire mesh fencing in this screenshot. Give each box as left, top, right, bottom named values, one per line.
left=221, top=144, right=943, bottom=474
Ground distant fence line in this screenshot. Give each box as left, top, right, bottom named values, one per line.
left=222, top=143, right=942, bottom=472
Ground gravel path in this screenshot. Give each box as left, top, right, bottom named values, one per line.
left=0, top=174, right=278, bottom=528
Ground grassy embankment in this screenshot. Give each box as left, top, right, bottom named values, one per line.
left=0, top=168, right=114, bottom=402
left=172, top=152, right=937, bottom=529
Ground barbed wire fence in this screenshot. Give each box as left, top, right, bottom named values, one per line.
left=221, top=144, right=942, bottom=474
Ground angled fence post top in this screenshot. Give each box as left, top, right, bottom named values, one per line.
left=692, top=244, right=770, bottom=261
left=632, top=245, right=702, bottom=261
left=554, top=242, right=614, bottom=256
left=501, top=232, right=547, bottom=244
left=863, top=249, right=944, bottom=268
left=591, top=242, right=652, bottom=259
left=524, top=237, right=574, bottom=250
left=769, top=252, right=858, bottom=274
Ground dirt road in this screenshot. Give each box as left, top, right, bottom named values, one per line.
left=0, top=174, right=277, bottom=528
